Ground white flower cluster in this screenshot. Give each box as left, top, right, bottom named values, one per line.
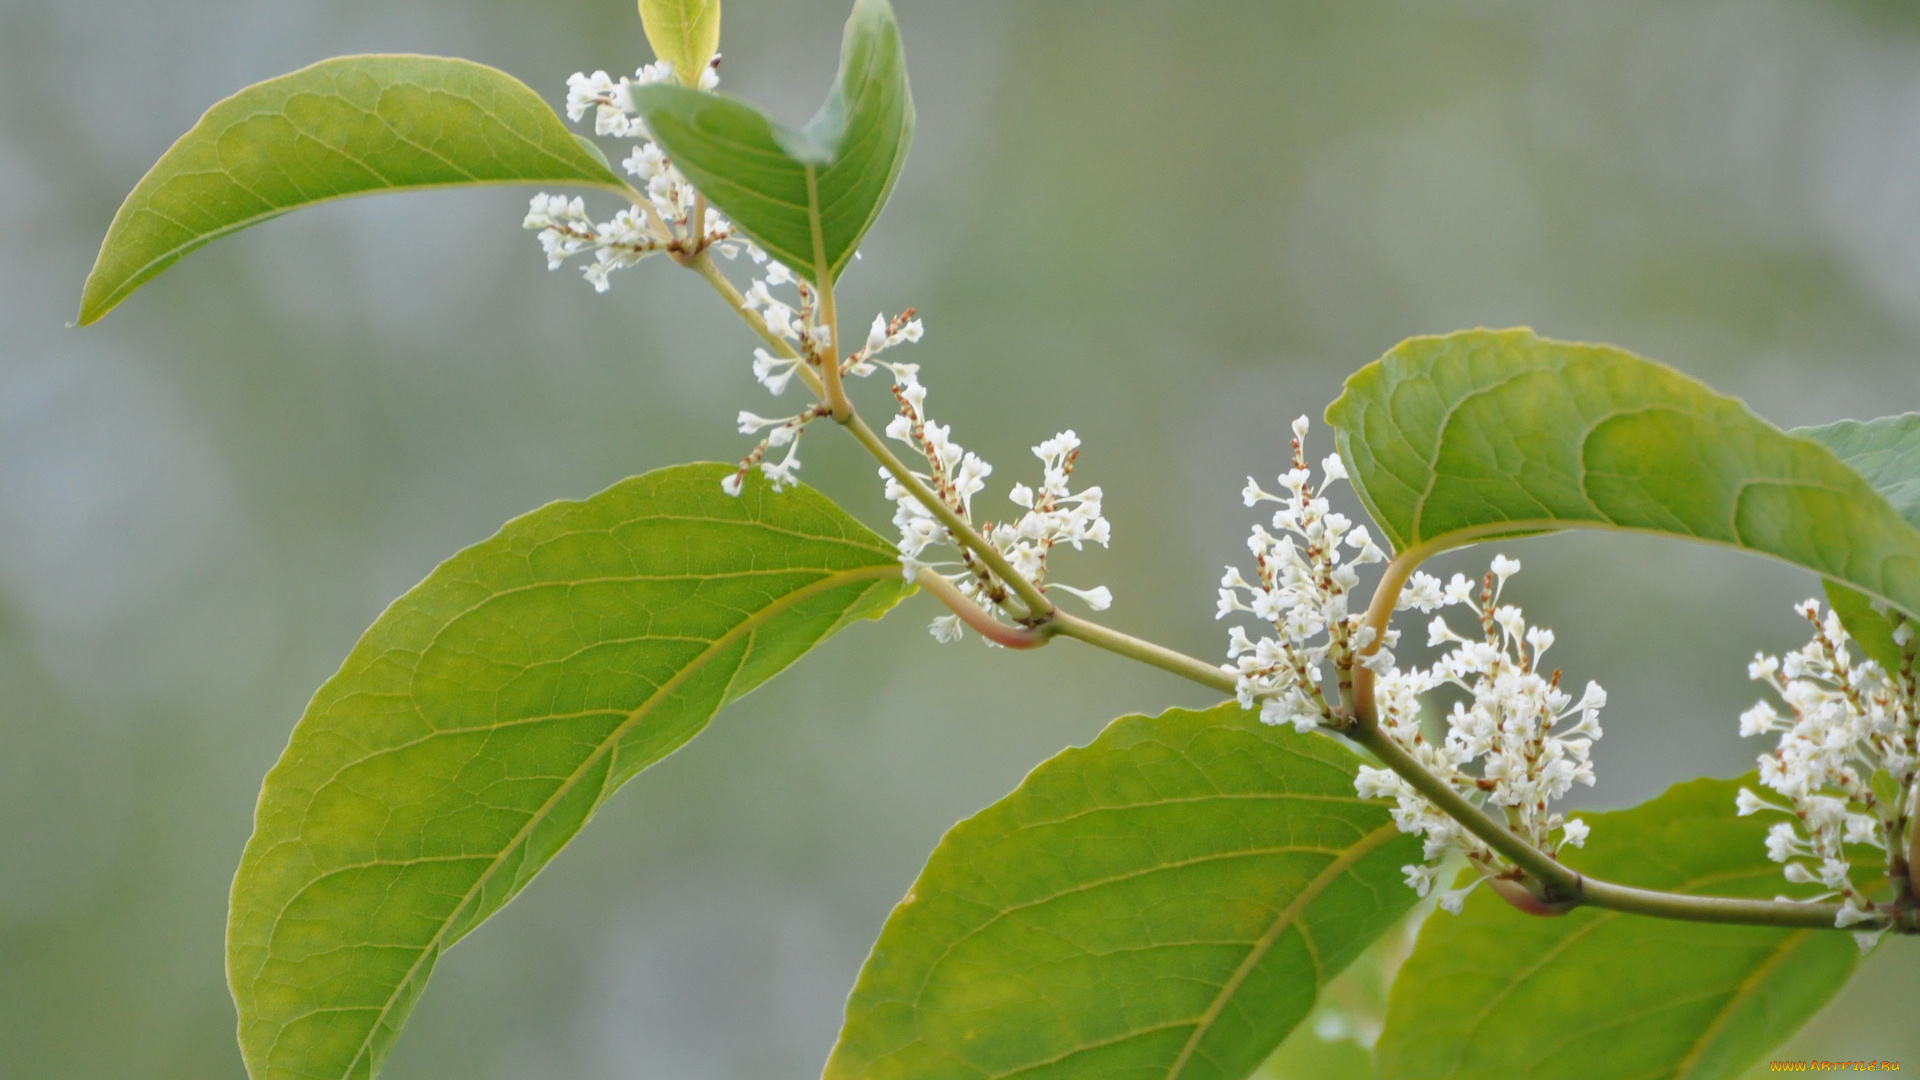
left=1737, top=599, right=1917, bottom=940
left=524, top=57, right=749, bottom=292
left=1353, top=561, right=1605, bottom=909
left=1216, top=416, right=1385, bottom=730
left=883, top=375, right=1112, bottom=642
left=1217, top=418, right=1604, bottom=912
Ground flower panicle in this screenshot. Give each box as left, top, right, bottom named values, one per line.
left=880, top=363, right=1113, bottom=643
left=526, top=56, right=743, bottom=294
left=1216, top=416, right=1385, bottom=732
left=1738, top=598, right=1917, bottom=943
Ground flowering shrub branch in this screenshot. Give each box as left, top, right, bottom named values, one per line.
left=78, top=2, right=1920, bottom=1074
left=536, top=45, right=1920, bottom=939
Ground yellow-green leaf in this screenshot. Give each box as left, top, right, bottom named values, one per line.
left=78, top=55, right=627, bottom=325
left=640, top=0, right=722, bottom=87
left=226, top=464, right=909, bottom=1080
left=825, top=704, right=1421, bottom=1080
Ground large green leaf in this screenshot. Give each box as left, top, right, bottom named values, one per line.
left=227, top=464, right=910, bottom=1080
left=79, top=54, right=627, bottom=325
left=1374, top=776, right=1862, bottom=1080
left=1326, top=329, right=1920, bottom=620
left=640, top=0, right=723, bottom=87
left=1797, top=414, right=1920, bottom=671
left=825, top=704, right=1422, bottom=1080
left=631, top=0, right=913, bottom=284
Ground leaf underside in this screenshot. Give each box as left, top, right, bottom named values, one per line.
left=1325, top=328, right=1920, bottom=620
left=632, top=0, right=913, bottom=284
left=826, top=704, right=1422, bottom=1080
left=1797, top=413, right=1920, bottom=532
left=1374, top=776, right=1862, bottom=1080
left=1797, top=414, right=1920, bottom=671
left=227, top=464, right=910, bottom=1080
left=79, top=53, right=625, bottom=325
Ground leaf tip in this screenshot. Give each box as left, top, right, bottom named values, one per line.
left=73, top=280, right=114, bottom=327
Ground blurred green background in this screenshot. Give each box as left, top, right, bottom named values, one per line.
left=4, top=0, right=1919, bottom=1075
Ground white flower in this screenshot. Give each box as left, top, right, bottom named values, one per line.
left=1490, top=554, right=1521, bottom=586
left=1051, top=584, right=1112, bottom=611
left=1437, top=882, right=1480, bottom=914
left=1766, top=821, right=1802, bottom=863
left=1402, top=862, right=1438, bottom=898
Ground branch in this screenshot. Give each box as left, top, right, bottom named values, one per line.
left=683, top=241, right=1883, bottom=933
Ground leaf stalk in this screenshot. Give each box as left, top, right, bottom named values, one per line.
left=914, top=569, right=1048, bottom=648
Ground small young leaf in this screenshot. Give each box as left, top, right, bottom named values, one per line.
left=640, top=0, right=722, bottom=86
left=1796, top=414, right=1920, bottom=671
left=1374, top=776, right=1862, bottom=1080
left=227, top=464, right=909, bottom=1080
left=631, top=0, right=913, bottom=284
left=79, top=55, right=629, bottom=325
left=1326, top=329, right=1920, bottom=620
left=825, top=704, right=1422, bottom=1080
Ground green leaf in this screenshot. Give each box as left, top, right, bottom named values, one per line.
left=825, top=704, right=1422, bottom=1080
left=631, top=0, right=913, bottom=285
left=227, top=464, right=910, bottom=1080
left=78, top=54, right=628, bottom=325
left=1258, top=902, right=1423, bottom=1079
left=1796, top=413, right=1920, bottom=531
left=1374, top=776, right=1862, bottom=1080
left=1797, top=414, right=1920, bottom=671
left=1325, top=328, right=1920, bottom=620
left=640, top=0, right=722, bottom=87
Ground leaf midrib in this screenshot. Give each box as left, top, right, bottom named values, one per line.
left=100, top=176, right=631, bottom=318
left=1669, top=930, right=1811, bottom=1080
left=1165, top=820, right=1402, bottom=1080
left=256, top=560, right=901, bottom=1078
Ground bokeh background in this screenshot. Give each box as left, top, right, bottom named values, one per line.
left=4, top=0, right=1920, bottom=1075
